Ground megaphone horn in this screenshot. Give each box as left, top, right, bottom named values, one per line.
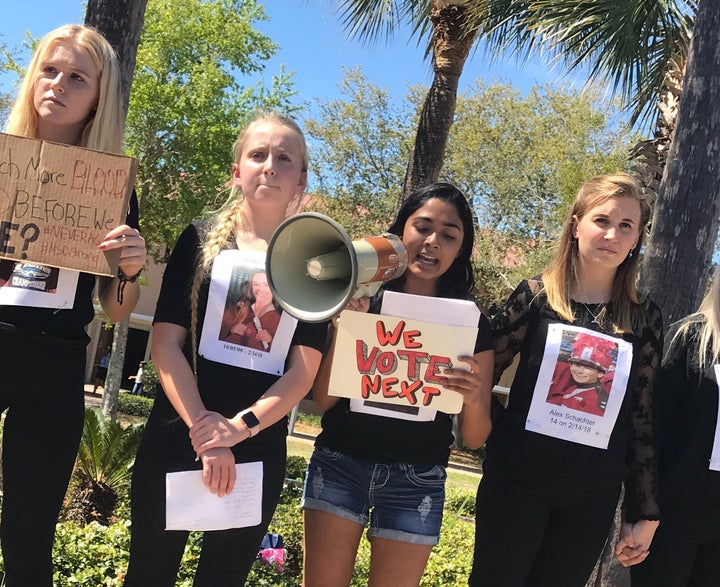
left=266, top=212, right=407, bottom=322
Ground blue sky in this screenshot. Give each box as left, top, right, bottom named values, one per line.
left=1, top=0, right=583, bottom=107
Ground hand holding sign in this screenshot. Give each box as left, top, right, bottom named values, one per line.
left=98, top=224, right=146, bottom=279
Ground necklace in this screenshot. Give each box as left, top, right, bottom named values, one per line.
left=582, top=302, right=606, bottom=326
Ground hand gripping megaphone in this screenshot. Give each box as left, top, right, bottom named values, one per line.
left=266, top=212, right=407, bottom=322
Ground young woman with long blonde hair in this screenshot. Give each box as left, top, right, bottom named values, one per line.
left=470, top=173, right=663, bottom=586
left=1, top=25, right=145, bottom=586
left=629, top=272, right=720, bottom=586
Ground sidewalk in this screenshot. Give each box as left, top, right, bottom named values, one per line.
left=83, top=384, right=103, bottom=409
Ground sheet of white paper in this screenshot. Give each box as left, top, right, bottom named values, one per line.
left=524, top=324, right=632, bottom=450
left=381, top=290, right=480, bottom=327
left=165, top=462, right=263, bottom=531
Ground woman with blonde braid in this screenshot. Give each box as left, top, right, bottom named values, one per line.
left=124, top=112, right=326, bottom=586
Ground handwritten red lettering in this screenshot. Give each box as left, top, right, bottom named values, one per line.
left=376, top=351, right=397, bottom=374
left=396, top=350, right=429, bottom=380
left=382, top=377, right=399, bottom=398
left=356, top=340, right=377, bottom=373
left=375, top=319, right=405, bottom=346
left=397, top=380, right=423, bottom=405
left=421, top=386, right=442, bottom=406
left=361, top=374, right=382, bottom=398
left=426, top=356, right=452, bottom=383
left=402, top=329, right=422, bottom=348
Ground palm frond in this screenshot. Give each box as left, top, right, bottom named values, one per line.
left=335, top=0, right=434, bottom=49
left=467, top=0, right=694, bottom=126
left=75, top=408, right=145, bottom=491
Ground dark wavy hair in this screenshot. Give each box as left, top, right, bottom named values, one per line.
left=385, top=182, right=475, bottom=299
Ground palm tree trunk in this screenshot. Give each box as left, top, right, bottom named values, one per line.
left=400, top=2, right=476, bottom=206
left=85, top=0, right=148, bottom=419
left=85, top=0, right=149, bottom=115
left=639, top=0, right=720, bottom=325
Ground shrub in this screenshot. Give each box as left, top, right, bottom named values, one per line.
left=141, top=360, right=160, bottom=398
left=445, top=487, right=476, bottom=518
left=64, top=409, right=144, bottom=526
left=0, top=479, right=477, bottom=585
left=117, top=393, right=153, bottom=417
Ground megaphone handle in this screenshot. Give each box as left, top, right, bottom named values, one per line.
left=353, top=282, right=382, bottom=299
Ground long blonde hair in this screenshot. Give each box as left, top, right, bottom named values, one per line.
left=542, top=173, right=651, bottom=334
left=188, top=111, right=308, bottom=373
left=674, top=272, right=720, bottom=369
left=5, top=24, right=124, bottom=153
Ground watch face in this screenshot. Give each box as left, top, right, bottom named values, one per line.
left=242, top=411, right=260, bottom=429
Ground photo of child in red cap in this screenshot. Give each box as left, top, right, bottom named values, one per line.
left=546, top=332, right=617, bottom=416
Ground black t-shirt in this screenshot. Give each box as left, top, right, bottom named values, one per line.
left=0, top=192, right=140, bottom=341
left=486, top=278, right=663, bottom=522
left=316, top=290, right=494, bottom=467
left=655, top=317, right=720, bottom=513
left=149, top=222, right=328, bottom=449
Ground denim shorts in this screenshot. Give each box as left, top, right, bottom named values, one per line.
left=301, top=446, right=446, bottom=545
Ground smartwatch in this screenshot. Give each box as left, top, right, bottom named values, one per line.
left=239, top=409, right=260, bottom=437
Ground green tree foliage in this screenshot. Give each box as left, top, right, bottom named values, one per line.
left=0, top=38, right=24, bottom=127
left=447, top=82, right=632, bottom=239
left=443, top=81, right=635, bottom=306
left=304, top=71, right=635, bottom=307
left=125, top=0, right=296, bottom=257
left=303, top=68, right=413, bottom=237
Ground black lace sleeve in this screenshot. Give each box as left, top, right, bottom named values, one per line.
left=491, top=279, right=542, bottom=385
left=623, top=299, right=664, bottom=522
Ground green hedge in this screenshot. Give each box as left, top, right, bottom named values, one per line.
left=0, top=458, right=478, bottom=585
left=117, top=393, right=153, bottom=418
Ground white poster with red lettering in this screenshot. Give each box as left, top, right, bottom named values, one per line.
left=330, top=292, right=480, bottom=416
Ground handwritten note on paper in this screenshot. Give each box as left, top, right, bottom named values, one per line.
left=165, top=461, right=263, bottom=531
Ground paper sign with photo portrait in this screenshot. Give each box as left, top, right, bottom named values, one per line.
left=0, top=262, right=78, bottom=309
left=198, top=250, right=297, bottom=375
left=525, top=323, right=633, bottom=449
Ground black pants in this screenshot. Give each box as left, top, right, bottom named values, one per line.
left=0, top=333, right=86, bottom=587
left=469, top=471, right=621, bottom=587
left=123, top=420, right=287, bottom=586
left=630, top=504, right=720, bottom=587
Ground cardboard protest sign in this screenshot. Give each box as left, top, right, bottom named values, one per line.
left=328, top=309, right=479, bottom=414
left=0, top=133, right=137, bottom=276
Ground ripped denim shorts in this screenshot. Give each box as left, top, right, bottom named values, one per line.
left=301, top=446, right=446, bottom=545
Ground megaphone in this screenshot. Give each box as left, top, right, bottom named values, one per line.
left=266, top=212, right=407, bottom=322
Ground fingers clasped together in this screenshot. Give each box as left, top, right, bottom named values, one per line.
left=614, top=520, right=659, bottom=567
left=189, top=410, right=250, bottom=498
